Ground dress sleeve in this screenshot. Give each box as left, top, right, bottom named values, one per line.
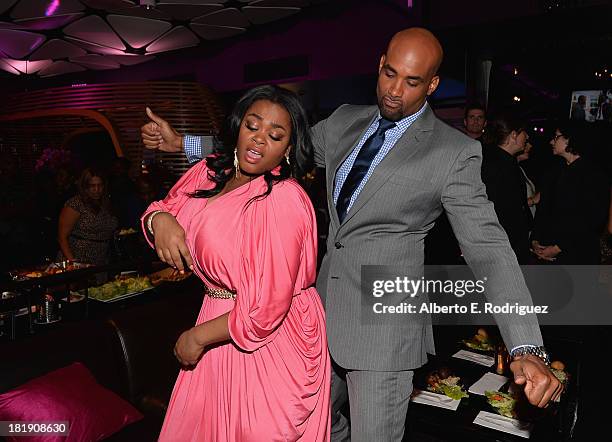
left=65, top=196, right=83, bottom=213
left=228, top=181, right=317, bottom=352
left=140, top=160, right=213, bottom=247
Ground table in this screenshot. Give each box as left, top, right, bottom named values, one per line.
left=405, top=325, right=580, bottom=441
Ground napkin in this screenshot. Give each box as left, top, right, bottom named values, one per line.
left=410, top=389, right=461, bottom=411
left=468, top=372, right=509, bottom=395
left=452, top=349, right=495, bottom=366
left=473, top=411, right=533, bottom=438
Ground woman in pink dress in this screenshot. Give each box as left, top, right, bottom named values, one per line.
left=142, top=85, right=330, bottom=441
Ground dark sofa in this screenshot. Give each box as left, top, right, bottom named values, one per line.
left=0, top=287, right=203, bottom=441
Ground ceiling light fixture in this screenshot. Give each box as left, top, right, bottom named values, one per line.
left=45, top=0, right=60, bottom=17
left=139, top=0, right=156, bottom=10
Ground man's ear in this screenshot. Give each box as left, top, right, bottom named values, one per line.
left=427, top=76, right=440, bottom=96
left=378, top=55, right=386, bottom=74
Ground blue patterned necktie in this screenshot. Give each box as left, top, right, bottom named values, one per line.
left=336, top=118, right=396, bottom=223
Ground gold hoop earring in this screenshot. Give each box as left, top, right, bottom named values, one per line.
left=234, top=148, right=241, bottom=179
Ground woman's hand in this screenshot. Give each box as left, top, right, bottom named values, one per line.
left=151, top=212, right=194, bottom=272
left=174, top=328, right=205, bottom=367
left=532, top=244, right=561, bottom=261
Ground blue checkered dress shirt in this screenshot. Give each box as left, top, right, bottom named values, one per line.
left=183, top=134, right=203, bottom=164
left=332, top=103, right=428, bottom=212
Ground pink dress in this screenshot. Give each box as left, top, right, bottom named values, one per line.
left=143, top=160, right=331, bottom=442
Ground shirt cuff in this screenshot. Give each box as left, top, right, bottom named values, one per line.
left=183, top=135, right=202, bottom=164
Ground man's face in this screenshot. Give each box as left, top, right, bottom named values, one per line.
left=376, top=46, right=439, bottom=121
left=464, top=109, right=486, bottom=135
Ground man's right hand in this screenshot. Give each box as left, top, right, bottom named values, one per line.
left=141, top=107, right=184, bottom=153
left=151, top=212, right=194, bottom=272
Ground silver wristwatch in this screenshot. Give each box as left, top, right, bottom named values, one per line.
left=509, top=345, right=551, bottom=366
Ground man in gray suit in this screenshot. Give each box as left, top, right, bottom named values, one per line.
left=142, top=28, right=561, bottom=441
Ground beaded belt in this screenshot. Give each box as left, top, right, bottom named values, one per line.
left=205, top=286, right=236, bottom=300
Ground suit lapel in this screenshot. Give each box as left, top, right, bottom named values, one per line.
left=338, top=105, right=436, bottom=228
left=327, top=107, right=379, bottom=228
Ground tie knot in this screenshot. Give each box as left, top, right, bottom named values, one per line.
left=377, top=118, right=396, bottom=134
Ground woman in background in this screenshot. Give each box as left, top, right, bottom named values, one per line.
left=57, top=168, right=118, bottom=265
left=531, top=122, right=610, bottom=264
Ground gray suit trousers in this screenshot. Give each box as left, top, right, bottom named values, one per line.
left=331, top=361, right=414, bottom=442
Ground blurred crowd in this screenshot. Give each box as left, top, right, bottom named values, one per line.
left=426, top=103, right=612, bottom=266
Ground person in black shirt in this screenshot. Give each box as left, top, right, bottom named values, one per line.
left=531, top=122, right=610, bottom=264
left=481, top=116, right=533, bottom=263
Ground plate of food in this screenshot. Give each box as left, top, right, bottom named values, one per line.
left=11, top=261, right=92, bottom=280
left=118, top=228, right=138, bottom=236
left=68, top=291, right=86, bottom=303
left=426, top=367, right=469, bottom=400
left=88, top=275, right=154, bottom=303
left=485, top=390, right=517, bottom=418
left=550, top=360, right=570, bottom=385
left=461, top=328, right=495, bottom=352
left=149, top=267, right=193, bottom=285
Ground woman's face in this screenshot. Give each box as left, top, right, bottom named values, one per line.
left=86, top=176, right=104, bottom=200
left=550, top=130, right=568, bottom=156
left=236, top=100, right=292, bottom=176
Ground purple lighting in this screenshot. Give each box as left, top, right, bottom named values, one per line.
left=45, top=0, right=60, bottom=17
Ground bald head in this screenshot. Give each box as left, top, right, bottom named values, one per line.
left=387, top=28, right=443, bottom=78
left=376, top=28, right=443, bottom=120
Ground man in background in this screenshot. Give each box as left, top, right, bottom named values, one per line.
left=464, top=102, right=487, bottom=141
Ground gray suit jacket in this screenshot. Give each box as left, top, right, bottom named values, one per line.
left=311, top=104, right=543, bottom=371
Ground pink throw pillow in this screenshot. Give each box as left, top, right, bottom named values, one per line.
left=0, top=362, right=143, bottom=441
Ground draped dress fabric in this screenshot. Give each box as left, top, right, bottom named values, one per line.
left=142, top=160, right=330, bottom=442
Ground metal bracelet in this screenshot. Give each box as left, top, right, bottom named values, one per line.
left=146, top=210, right=165, bottom=236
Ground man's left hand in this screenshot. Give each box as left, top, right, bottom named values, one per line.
left=510, top=354, right=563, bottom=407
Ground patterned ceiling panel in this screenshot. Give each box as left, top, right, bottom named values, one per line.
left=108, top=14, right=172, bottom=49
left=2, top=58, right=52, bottom=73
left=190, top=23, right=245, bottom=40
left=0, top=58, right=21, bottom=74
left=192, top=8, right=250, bottom=28
left=146, top=25, right=199, bottom=53
left=156, top=2, right=224, bottom=21
left=64, top=15, right=126, bottom=50
left=38, top=60, right=86, bottom=77
left=29, top=38, right=87, bottom=61
left=64, top=36, right=129, bottom=55
left=70, top=54, right=121, bottom=69
left=0, top=0, right=18, bottom=16
left=10, top=0, right=85, bottom=19
left=0, top=29, right=45, bottom=58
left=13, top=12, right=84, bottom=31
left=81, top=0, right=173, bottom=20
left=0, top=20, right=22, bottom=29
left=0, top=0, right=328, bottom=77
